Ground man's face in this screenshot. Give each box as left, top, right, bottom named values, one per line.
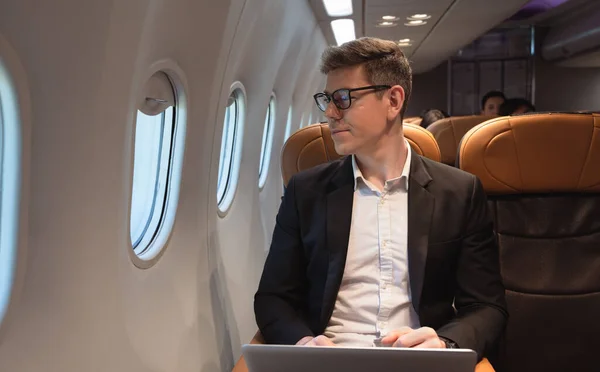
left=481, top=96, right=504, bottom=116
left=512, top=105, right=531, bottom=115
left=323, top=65, right=404, bottom=156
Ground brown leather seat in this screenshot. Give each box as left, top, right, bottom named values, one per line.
left=281, top=123, right=441, bottom=187
left=403, top=116, right=423, bottom=126
left=458, top=112, right=600, bottom=372
left=427, top=115, right=495, bottom=166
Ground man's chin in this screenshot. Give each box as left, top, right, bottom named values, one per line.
left=333, top=144, right=353, bottom=156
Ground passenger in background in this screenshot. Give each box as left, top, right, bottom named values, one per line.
left=255, top=36, right=507, bottom=362
left=498, top=98, right=535, bottom=116
left=480, top=90, right=505, bottom=116
left=419, top=108, right=448, bottom=129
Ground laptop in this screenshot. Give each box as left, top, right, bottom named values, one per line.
left=242, top=344, right=477, bottom=372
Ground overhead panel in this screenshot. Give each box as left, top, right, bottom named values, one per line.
left=410, top=0, right=530, bottom=73
left=364, top=0, right=454, bottom=59
left=309, top=0, right=531, bottom=74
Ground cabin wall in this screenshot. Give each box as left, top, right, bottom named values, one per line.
left=0, top=1, right=325, bottom=372
left=211, top=0, right=326, bottom=365
left=534, top=56, right=600, bottom=111
left=405, top=62, right=449, bottom=118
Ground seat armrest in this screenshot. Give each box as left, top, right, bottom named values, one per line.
left=232, top=331, right=265, bottom=372
left=231, top=331, right=495, bottom=372
left=475, top=358, right=495, bottom=372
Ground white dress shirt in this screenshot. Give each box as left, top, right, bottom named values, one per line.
left=323, top=141, right=420, bottom=346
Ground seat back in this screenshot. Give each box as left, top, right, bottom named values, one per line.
left=458, top=113, right=600, bottom=372
left=428, top=115, right=495, bottom=165
left=404, top=123, right=442, bottom=161
left=281, top=123, right=441, bottom=187
left=403, top=116, right=423, bottom=126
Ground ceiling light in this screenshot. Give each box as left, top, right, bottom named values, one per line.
left=399, top=38, right=411, bottom=43
left=331, top=19, right=356, bottom=46
left=376, top=21, right=397, bottom=27
left=323, top=0, right=353, bottom=17
left=382, top=15, right=398, bottom=21
left=404, top=20, right=427, bottom=26
left=408, top=13, right=431, bottom=20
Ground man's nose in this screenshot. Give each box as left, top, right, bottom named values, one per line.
left=324, top=100, right=342, bottom=120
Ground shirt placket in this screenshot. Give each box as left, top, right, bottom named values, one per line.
left=376, top=186, right=394, bottom=335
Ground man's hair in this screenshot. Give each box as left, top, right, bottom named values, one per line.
left=498, top=98, right=536, bottom=116
left=419, top=108, right=448, bottom=129
left=319, top=37, right=412, bottom=119
left=481, top=90, right=506, bottom=110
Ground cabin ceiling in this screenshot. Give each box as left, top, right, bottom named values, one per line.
left=309, top=0, right=531, bottom=74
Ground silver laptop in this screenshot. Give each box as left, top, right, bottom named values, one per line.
left=242, top=344, right=477, bottom=372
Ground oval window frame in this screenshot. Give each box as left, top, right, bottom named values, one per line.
left=127, top=60, right=188, bottom=269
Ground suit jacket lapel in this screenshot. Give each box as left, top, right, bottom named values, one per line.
left=407, top=153, right=434, bottom=314
left=321, top=156, right=354, bottom=328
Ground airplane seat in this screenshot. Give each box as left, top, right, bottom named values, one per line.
left=281, top=123, right=342, bottom=187
left=232, top=122, right=494, bottom=372
left=403, top=116, right=423, bottom=126
left=403, top=123, right=442, bottom=161
left=281, top=123, right=441, bottom=187
left=427, top=115, right=496, bottom=166
left=457, top=113, right=600, bottom=372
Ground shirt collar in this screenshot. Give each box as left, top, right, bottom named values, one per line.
left=351, top=139, right=411, bottom=191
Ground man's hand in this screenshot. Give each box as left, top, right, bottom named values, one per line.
left=380, top=327, right=445, bottom=348
left=296, top=335, right=335, bottom=346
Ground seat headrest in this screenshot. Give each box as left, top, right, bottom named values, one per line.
left=458, top=113, right=600, bottom=194
left=403, top=123, right=442, bottom=162
left=281, top=123, right=442, bottom=187
left=281, top=124, right=342, bottom=187
left=427, top=115, right=496, bottom=165
left=403, top=116, right=423, bottom=126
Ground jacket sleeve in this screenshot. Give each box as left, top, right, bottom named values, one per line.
left=254, top=175, right=314, bottom=344
left=436, top=176, right=508, bottom=361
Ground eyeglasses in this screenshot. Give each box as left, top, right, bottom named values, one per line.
left=313, top=85, right=391, bottom=112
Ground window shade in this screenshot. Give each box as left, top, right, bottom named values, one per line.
left=139, top=71, right=175, bottom=116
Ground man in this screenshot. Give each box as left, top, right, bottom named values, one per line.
left=480, top=91, right=505, bottom=116
left=498, top=97, right=535, bottom=116
left=419, top=108, right=448, bottom=129
left=254, top=37, right=507, bottom=361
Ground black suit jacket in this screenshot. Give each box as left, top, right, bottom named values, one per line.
left=254, top=151, right=508, bottom=360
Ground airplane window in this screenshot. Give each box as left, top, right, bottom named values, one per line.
left=217, top=84, right=245, bottom=213
left=258, top=94, right=275, bottom=188
left=130, top=71, right=182, bottom=261
left=0, top=59, right=21, bottom=324
left=284, top=105, right=293, bottom=140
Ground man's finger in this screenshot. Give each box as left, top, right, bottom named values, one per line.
left=313, top=335, right=335, bottom=346
left=395, top=327, right=439, bottom=348
left=296, top=336, right=314, bottom=346
left=381, top=327, right=413, bottom=345
left=412, top=338, right=445, bottom=349
left=304, top=338, right=317, bottom=346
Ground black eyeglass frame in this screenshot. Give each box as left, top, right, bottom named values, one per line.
left=313, top=85, right=392, bottom=112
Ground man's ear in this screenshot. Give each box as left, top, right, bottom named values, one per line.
left=388, top=85, right=405, bottom=120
